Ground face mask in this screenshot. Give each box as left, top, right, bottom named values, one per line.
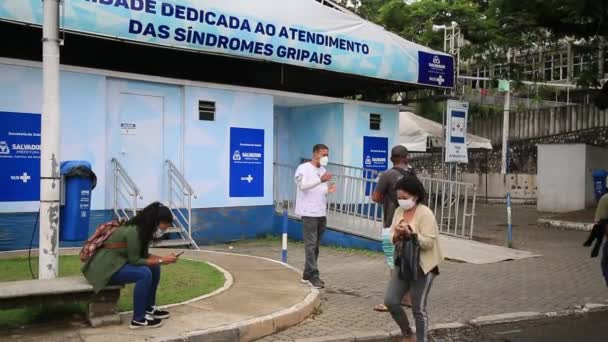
left=398, top=198, right=416, bottom=210
left=153, top=227, right=165, bottom=239
left=319, top=156, right=329, bottom=167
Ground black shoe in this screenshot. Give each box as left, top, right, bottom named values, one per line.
left=146, top=306, right=170, bottom=319
left=300, top=274, right=312, bottom=284
left=308, top=277, right=324, bottom=289
left=130, top=316, right=164, bottom=329
left=318, top=278, right=326, bottom=286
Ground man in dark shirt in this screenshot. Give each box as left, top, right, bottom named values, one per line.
left=372, top=145, right=415, bottom=311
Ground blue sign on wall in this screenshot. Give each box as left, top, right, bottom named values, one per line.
left=229, top=127, right=264, bottom=197
left=418, top=51, right=454, bottom=88
left=363, top=136, right=388, bottom=195
left=0, top=112, right=41, bottom=202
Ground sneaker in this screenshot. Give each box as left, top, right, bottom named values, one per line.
left=300, top=275, right=312, bottom=284
left=308, top=277, right=324, bottom=289
left=318, top=278, right=326, bottom=286
left=146, top=306, right=170, bottom=319
left=130, top=316, right=164, bottom=329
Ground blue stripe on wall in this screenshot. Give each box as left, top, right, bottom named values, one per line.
left=0, top=210, right=115, bottom=251
left=272, top=213, right=382, bottom=252
left=1, top=206, right=380, bottom=252
left=190, top=205, right=275, bottom=245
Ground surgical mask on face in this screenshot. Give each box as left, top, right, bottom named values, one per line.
left=153, top=227, right=165, bottom=239
left=398, top=198, right=416, bottom=210
left=319, top=156, right=329, bottom=167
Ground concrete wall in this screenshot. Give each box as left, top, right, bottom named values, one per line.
left=283, top=104, right=345, bottom=166
left=274, top=103, right=399, bottom=168
left=469, top=105, right=608, bottom=147
left=343, top=103, right=399, bottom=169
left=0, top=64, right=108, bottom=213
left=537, top=144, right=588, bottom=212
left=183, top=85, right=274, bottom=208
left=462, top=173, right=537, bottom=202
left=0, top=61, right=276, bottom=250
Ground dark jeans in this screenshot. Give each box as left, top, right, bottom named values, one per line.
left=109, top=263, right=160, bottom=321
left=602, top=240, right=608, bottom=287
left=302, top=216, right=326, bottom=280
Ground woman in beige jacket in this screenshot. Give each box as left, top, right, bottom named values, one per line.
left=384, top=175, right=443, bottom=342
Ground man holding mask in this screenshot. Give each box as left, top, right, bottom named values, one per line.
left=294, top=144, right=336, bottom=289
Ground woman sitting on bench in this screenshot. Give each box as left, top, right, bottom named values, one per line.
left=82, top=202, right=180, bottom=329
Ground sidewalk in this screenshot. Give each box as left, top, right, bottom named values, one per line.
left=209, top=204, right=607, bottom=341
left=2, top=249, right=318, bottom=342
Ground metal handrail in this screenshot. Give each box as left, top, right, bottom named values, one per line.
left=166, top=159, right=198, bottom=249
left=274, top=162, right=477, bottom=240
left=111, top=158, right=142, bottom=198
left=111, top=158, right=142, bottom=220
left=166, top=160, right=197, bottom=199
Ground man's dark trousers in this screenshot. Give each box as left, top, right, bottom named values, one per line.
left=302, top=216, right=326, bottom=280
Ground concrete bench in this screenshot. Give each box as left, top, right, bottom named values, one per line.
left=0, top=276, right=123, bottom=327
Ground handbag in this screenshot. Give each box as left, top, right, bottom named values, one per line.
left=395, top=233, right=421, bottom=281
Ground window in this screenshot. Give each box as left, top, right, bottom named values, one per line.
left=198, top=101, right=216, bottom=121
left=369, top=113, right=381, bottom=130
left=545, top=60, right=552, bottom=81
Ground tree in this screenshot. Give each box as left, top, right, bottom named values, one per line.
left=498, top=0, right=608, bottom=108
left=497, top=0, right=608, bottom=39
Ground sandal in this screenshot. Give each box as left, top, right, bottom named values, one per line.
left=401, top=300, right=412, bottom=308
left=373, top=303, right=389, bottom=312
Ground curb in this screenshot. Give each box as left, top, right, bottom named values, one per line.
left=290, top=303, right=608, bottom=342
left=164, top=288, right=320, bottom=342
left=538, top=218, right=594, bottom=232
left=155, top=250, right=321, bottom=342
left=1, top=248, right=320, bottom=342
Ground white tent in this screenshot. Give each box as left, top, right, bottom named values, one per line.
left=399, top=111, right=493, bottom=152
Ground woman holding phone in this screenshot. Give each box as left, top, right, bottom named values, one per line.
left=82, top=202, right=180, bottom=329
left=383, top=176, right=443, bottom=342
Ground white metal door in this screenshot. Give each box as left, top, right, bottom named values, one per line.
left=116, top=93, right=165, bottom=207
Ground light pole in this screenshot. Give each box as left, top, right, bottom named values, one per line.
left=433, top=23, right=461, bottom=179
left=500, top=49, right=512, bottom=175
left=39, top=0, right=62, bottom=279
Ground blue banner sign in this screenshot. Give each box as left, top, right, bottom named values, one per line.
left=363, top=136, right=388, bottom=196
left=0, top=0, right=453, bottom=89
left=418, top=51, right=455, bottom=88
left=0, top=112, right=41, bottom=202
left=229, top=127, right=264, bottom=197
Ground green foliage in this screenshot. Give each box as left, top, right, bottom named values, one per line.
left=497, top=0, right=608, bottom=39
left=415, top=98, right=443, bottom=123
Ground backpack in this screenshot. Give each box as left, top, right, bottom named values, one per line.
left=79, top=219, right=126, bottom=262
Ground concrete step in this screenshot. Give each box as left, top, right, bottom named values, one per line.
left=153, top=239, right=192, bottom=248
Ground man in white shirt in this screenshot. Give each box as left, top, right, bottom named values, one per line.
left=294, top=144, right=336, bottom=289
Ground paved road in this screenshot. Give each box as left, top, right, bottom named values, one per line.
left=207, top=204, right=608, bottom=341
left=479, top=311, right=608, bottom=342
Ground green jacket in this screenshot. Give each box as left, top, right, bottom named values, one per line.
left=81, top=225, right=150, bottom=293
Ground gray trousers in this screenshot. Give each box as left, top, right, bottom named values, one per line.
left=302, top=216, right=326, bottom=280
left=384, top=268, right=436, bottom=342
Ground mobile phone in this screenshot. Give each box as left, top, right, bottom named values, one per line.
left=175, top=251, right=185, bottom=257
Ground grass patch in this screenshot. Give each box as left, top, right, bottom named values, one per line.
left=0, top=254, right=224, bottom=328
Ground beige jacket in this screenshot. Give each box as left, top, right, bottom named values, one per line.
left=391, top=204, right=444, bottom=274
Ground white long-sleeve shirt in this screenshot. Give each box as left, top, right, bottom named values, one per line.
left=294, top=162, right=328, bottom=217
